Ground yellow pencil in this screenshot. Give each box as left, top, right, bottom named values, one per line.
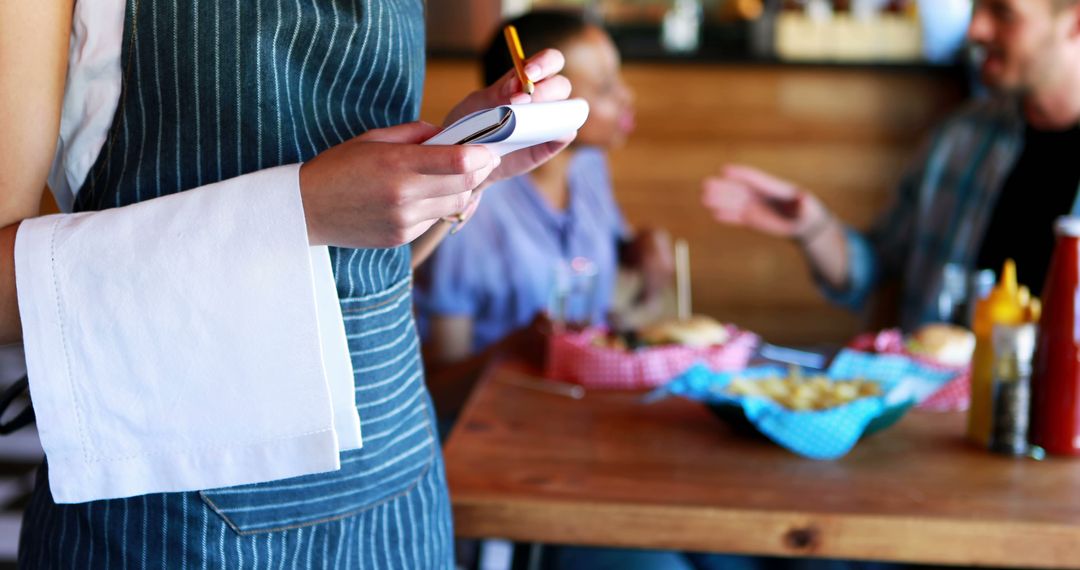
left=503, top=25, right=534, bottom=95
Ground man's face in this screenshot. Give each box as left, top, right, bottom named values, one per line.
left=968, top=0, right=1076, bottom=92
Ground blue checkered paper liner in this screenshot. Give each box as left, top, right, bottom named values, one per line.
left=647, top=349, right=959, bottom=459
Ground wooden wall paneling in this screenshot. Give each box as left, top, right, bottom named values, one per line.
left=425, top=0, right=502, bottom=54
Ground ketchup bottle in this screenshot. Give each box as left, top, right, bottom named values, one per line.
left=1030, top=217, right=1080, bottom=455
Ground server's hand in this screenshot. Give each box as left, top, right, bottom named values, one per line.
left=300, top=122, right=500, bottom=248
left=442, top=48, right=575, bottom=189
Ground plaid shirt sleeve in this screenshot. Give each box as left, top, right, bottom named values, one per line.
left=816, top=129, right=939, bottom=310
left=816, top=226, right=880, bottom=309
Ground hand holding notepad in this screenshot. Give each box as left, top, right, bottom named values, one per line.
left=424, top=99, right=590, bottom=156
left=426, top=26, right=583, bottom=156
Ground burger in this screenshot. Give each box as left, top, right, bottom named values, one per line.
left=638, top=315, right=731, bottom=348
left=906, top=323, right=975, bottom=368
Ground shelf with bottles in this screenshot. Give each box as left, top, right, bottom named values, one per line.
left=516, top=0, right=971, bottom=65
left=775, top=1, right=923, bottom=63
left=527, top=0, right=760, bottom=26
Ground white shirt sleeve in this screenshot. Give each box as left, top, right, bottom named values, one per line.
left=47, top=0, right=125, bottom=213
left=16, top=164, right=361, bottom=504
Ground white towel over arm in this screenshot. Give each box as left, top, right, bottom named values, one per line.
left=14, top=164, right=361, bottom=504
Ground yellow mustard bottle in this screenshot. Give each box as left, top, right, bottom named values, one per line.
left=968, top=260, right=1026, bottom=447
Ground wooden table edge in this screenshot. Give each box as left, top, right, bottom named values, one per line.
left=444, top=361, right=1080, bottom=569
left=451, top=495, right=1080, bottom=568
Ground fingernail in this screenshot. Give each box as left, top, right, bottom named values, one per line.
left=525, top=64, right=541, bottom=80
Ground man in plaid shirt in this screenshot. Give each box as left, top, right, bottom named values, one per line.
left=703, top=0, right=1080, bottom=331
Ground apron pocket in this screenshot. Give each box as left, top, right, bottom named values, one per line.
left=202, top=275, right=436, bottom=535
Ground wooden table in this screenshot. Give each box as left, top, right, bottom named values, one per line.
left=443, top=361, right=1080, bottom=569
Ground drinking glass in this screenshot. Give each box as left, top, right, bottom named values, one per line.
left=548, top=257, right=599, bottom=331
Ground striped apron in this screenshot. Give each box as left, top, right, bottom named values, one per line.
left=19, top=0, right=453, bottom=567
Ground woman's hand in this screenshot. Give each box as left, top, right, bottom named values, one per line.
left=300, top=122, right=500, bottom=248
left=622, top=228, right=675, bottom=302
left=442, top=48, right=575, bottom=189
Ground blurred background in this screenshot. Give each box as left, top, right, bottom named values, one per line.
left=422, top=0, right=973, bottom=345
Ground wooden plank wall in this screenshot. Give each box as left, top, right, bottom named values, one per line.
left=421, top=60, right=966, bottom=344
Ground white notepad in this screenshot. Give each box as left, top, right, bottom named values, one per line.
left=424, top=99, right=590, bottom=156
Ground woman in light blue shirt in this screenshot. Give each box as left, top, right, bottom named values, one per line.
left=416, top=12, right=673, bottom=417
left=419, top=146, right=629, bottom=352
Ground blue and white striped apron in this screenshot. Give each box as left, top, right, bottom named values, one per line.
left=19, top=0, right=453, bottom=567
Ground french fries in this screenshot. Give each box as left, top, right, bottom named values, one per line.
left=721, top=367, right=881, bottom=411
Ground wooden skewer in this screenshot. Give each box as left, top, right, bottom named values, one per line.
left=675, top=238, right=691, bottom=321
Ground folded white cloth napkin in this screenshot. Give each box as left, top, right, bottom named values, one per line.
left=15, top=164, right=360, bottom=503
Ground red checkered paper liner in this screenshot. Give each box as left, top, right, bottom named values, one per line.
left=545, top=326, right=759, bottom=390
left=848, top=329, right=970, bottom=412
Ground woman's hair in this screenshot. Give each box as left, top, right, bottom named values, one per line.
left=481, top=10, right=592, bottom=86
